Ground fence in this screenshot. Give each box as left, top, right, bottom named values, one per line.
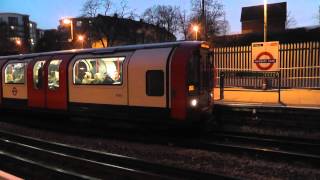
left=213, top=41, right=320, bottom=89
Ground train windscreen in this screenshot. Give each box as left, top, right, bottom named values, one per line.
left=187, top=48, right=213, bottom=95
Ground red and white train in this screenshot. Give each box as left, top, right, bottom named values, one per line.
left=0, top=41, right=214, bottom=125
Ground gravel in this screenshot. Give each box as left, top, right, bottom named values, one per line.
left=0, top=120, right=319, bottom=180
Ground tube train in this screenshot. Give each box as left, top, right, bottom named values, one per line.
left=0, top=41, right=214, bottom=125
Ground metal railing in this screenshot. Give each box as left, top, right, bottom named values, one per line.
left=213, top=42, right=320, bottom=88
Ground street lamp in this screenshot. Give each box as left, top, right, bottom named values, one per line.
left=15, top=39, right=22, bottom=46
left=78, top=35, right=85, bottom=49
left=62, top=18, right=74, bottom=42
left=264, top=0, right=268, bottom=42
left=193, top=25, right=199, bottom=41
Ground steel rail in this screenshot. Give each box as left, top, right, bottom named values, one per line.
left=0, top=130, right=237, bottom=180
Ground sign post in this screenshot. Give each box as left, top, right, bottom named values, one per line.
left=252, top=41, right=281, bottom=103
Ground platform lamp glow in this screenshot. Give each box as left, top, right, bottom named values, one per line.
left=15, top=39, right=22, bottom=46
left=78, top=35, right=85, bottom=49
left=63, top=18, right=74, bottom=42
left=264, top=0, right=268, bottom=42
left=193, top=25, right=199, bottom=41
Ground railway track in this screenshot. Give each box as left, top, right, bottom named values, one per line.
left=210, top=131, right=320, bottom=154
left=1, top=113, right=320, bottom=171
left=0, top=130, right=236, bottom=180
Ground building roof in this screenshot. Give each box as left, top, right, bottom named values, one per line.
left=241, top=2, right=287, bottom=22
left=0, top=12, right=29, bottom=17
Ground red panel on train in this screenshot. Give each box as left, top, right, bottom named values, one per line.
left=171, top=44, right=196, bottom=120
left=46, top=54, right=73, bottom=110
left=27, top=57, right=50, bottom=108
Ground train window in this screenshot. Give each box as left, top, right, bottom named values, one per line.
left=33, top=61, right=45, bottom=89
left=187, top=51, right=200, bottom=93
left=48, top=60, right=62, bottom=90
left=146, top=70, right=164, bottom=96
left=4, top=63, right=25, bottom=84
left=73, top=57, right=125, bottom=85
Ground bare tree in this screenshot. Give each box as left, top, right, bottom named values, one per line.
left=101, top=0, right=112, bottom=16
left=82, top=0, right=101, bottom=17
left=190, top=0, right=228, bottom=39
left=112, top=0, right=137, bottom=19
left=178, top=9, right=190, bottom=40
left=286, top=11, right=297, bottom=29
left=219, top=13, right=230, bottom=36
left=142, top=5, right=180, bottom=34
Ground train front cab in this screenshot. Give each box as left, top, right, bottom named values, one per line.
left=171, top=42, right=213, bottom=123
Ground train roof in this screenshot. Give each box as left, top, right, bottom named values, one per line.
left=0, top=41, right=206, bottom=60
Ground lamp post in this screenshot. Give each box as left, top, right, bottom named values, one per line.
left=193, top=25, right=199, bottom=41
left=264, top=0, right=268, bottom=42
left=78, top=35, right=85, bottom=49
left=63, top=18, right=74, bottom=42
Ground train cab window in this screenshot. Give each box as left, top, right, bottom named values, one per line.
left=146, top=70, right=164, bottom=96
left=48, top=60, right=62, bottom=90
left=4, top=63, right=25, bottom=84
left=73, top=57, right=125, bottom=85
left=187, top=52, right=200, bottom=94
left=33, top=61, right=45, bottom=89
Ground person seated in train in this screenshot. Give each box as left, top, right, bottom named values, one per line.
left=82, top=72, right=94, bottom=84
left=112, top=71, right=122, bottom=84
left=102, top=73, right=114, bottom=84
left=48, top=71, right=59, bottom=89
left=6, top=73, right=14, bottom=83
left=92, top=73, right=104, bottom=84
left=5, top=67, right=14, bottom=83
left=36, top=63, right=44, bottom=88
left=14, top=74, right=24, bottom=83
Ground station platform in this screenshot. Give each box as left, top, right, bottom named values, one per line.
left=0, top=170, right=23, bottom=180
left=213, top=87, right=320, bottom=110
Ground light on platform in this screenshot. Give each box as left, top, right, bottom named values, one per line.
left=63, top=18, right=72, bottom=25
left=15, top=39, right=22, bottom=46
left=192, top=25, right=199, bottom=41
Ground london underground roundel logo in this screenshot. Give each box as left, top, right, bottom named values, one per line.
left=254, top=52, right=276, bottom=71
left=12, top=87, right=18, bottom=96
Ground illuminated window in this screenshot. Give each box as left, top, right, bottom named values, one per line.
left=33, top=61, right=45, bottom=89
left=5, top=63, right=25, bottom=84
left=48, top=60, right=62, bottom=90
left=73, top=57, right=125, bottom=85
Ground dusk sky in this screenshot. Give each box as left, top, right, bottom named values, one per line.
left=0, top=0, right=319, bottom=33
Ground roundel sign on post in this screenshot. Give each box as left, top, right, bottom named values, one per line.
left=252, top=41, right=279, bottom=72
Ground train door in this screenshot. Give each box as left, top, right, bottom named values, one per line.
left=46, top=54, right=73, bottom=110
left=27, top=57, right=49, bottom=108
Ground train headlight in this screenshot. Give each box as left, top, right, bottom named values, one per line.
left=190, top=99, right=198, bottom=107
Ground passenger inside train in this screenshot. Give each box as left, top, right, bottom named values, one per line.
left=73, top=57, right=124, bottom=85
